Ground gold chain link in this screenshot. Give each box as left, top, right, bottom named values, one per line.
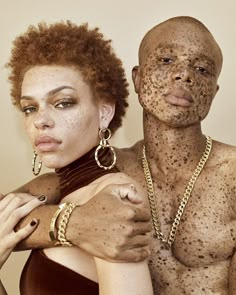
left=142, top=135, right=212, bottom=248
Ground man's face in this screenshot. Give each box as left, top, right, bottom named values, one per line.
left=135, top=22, right=221, bottom=127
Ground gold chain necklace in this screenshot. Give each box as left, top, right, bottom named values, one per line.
left=142, top=135, right=212, bottom=248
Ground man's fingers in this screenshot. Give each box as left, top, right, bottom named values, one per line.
left=132, top=207, right=151, bottom=222
left=128, top=234, right=151, bottom=248
left=131, top=222, right=152, bottom=236
left=112, top=183, right=143, bottom=204
left=110, top=247, right=150, bottom=263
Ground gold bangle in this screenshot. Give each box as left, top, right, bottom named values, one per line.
left=49, top=203, right=68, bottom=242
left=57, top=202, right=79, bottom=246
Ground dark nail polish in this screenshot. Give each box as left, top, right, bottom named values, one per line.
left=30, top=220, right=37, bottom=226
left=38, top=195, right=46, bottom=201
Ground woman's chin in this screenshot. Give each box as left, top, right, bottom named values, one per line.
left=42, top=159, right=62, bottom=169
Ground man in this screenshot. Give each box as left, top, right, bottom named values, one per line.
left=115, top=16, right=236, bottom=294
left=11, top=16, right=236, bottom=293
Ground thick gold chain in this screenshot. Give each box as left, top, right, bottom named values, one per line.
left=142, top=135, right=212, bottom=248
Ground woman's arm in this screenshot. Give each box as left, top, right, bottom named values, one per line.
left=0, top=192, right=46, bottom=294
left=95, top=259, right=153, bottom=295
left=92, top=173, right=153, bottom=294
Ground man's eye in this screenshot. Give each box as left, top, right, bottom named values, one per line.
left=160, top=57, right=173, bottom=64
left=22, top=106, right=36, bottom=114
left=195, top=66, right=208, bottom=74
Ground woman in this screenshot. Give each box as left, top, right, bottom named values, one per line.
left=7, top=21, right=153, bottom=294
left=0, top=193, right=46, bottom=295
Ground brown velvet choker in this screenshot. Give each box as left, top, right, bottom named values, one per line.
left=55, top=146, right=119, bottom=200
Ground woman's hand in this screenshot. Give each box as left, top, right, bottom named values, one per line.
left=0, top=192, right=46, bottom=269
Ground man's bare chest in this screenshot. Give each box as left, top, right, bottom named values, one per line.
left=127, top=165, right=236, bottom=266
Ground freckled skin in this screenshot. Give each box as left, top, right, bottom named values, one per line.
left=116, top=17, right=236, bottom=294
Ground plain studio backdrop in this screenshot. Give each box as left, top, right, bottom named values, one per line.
left=0, top=0, right=236, bottom=293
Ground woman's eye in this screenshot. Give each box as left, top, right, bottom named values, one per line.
left=160, top=57, right=173, bottom=64
left=22, top=106, right=37, bottom=114
left=55, top=100, right=74, bottom=108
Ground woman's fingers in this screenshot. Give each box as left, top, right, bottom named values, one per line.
left=0, top=193, right=46, bottom=224
left=0, top=193, right=46, bottom=269
left=12, top=218, right=39, bottom=242
left=0, top=219, right=38, bottom=268
left=2, top=195, right=46, bottom=233
left=0, top=193, right=4, bottom=201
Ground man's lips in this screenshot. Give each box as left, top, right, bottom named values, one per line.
left=164, top=90, right=193, bottom=107
left=35, top=136, right=61, bottom=152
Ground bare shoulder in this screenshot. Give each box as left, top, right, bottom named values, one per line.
left=211, top=140, right=236, bottom=167
left=210, top=140, right=236, bottom=187
left=115, top=140, right=143, bottom=172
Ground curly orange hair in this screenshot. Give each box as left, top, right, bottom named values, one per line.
left=7, top=21, right=129, bottom=133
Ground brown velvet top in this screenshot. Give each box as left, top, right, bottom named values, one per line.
left=20, top=146, right=118, bottom=295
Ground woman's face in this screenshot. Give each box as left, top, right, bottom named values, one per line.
left=20, top=65, right=113, bottom=169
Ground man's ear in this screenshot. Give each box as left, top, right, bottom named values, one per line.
left=99, top=101, right=115, bottom=129
left=213, top=84, right=220, bottom=100
left=132, top=65, right=141, bottom=93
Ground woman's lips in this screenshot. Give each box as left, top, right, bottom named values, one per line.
left=35, top=136, right=61, bottom=152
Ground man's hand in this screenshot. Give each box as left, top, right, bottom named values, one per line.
left=66, top=183, right=151, bottom=262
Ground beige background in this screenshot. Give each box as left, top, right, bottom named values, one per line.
left=0, top=0, right=236, bottom=293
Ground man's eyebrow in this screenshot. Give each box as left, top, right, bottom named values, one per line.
left=20, top=86, right=76, bottom=100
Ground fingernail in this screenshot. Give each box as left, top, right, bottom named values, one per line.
left=30, top=219, right=38, bottom=226
left=38, top=195, right=46, bottom=201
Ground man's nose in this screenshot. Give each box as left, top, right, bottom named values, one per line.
left=173, top=66, right=193, bottom=84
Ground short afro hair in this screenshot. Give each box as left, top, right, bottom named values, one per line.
left=7, top=21, right=129, bottom=133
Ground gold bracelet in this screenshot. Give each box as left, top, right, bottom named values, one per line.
left=49, top=203, right=68, bottom=242
left=57, top=202, right=79, bottom=246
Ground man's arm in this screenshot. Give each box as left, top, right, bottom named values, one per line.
left=11, top=173, right=62, bottom=249
left=0, top=280, right=7, bottom=295
left=228, top=250, right=236, bottom=294
left=12, top=172, right=60, bottom=204
left=13, top=177, right=151, bottom=262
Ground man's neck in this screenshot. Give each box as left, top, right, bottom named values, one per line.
left=143, top=113, right=207, bottom=177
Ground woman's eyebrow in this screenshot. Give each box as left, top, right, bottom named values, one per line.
left=20, top=86, right=76, bottom=100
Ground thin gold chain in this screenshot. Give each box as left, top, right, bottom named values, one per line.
left=142, top=135, right=212, bottom=248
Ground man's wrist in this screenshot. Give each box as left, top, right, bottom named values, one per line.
left=50, top=203, right=80, bottom=246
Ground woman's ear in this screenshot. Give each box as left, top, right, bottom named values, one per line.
left=99, top=101, right=115, bottom=129
left=132, top=65, right=141, bottom=93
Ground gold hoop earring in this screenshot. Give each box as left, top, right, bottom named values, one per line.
left=95, top=128, right=116, bottom=170
left=32, top=151, right=42, bottom=176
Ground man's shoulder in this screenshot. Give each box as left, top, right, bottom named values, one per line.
left=211, top=139, right=236, bottom=172
left=115, top=140, right=143, bottom=171
left=212, top=140, right=236, bottom=160
left=116, top=140, right=143, bottom=160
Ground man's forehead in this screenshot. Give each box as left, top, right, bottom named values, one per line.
left=139, top=25, right=220, bottom=61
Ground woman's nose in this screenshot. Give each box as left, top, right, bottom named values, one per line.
left=33, top=110, right=54, bottom=129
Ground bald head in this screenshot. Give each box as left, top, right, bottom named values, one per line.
left=139, top=16, right=223, bottom=77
